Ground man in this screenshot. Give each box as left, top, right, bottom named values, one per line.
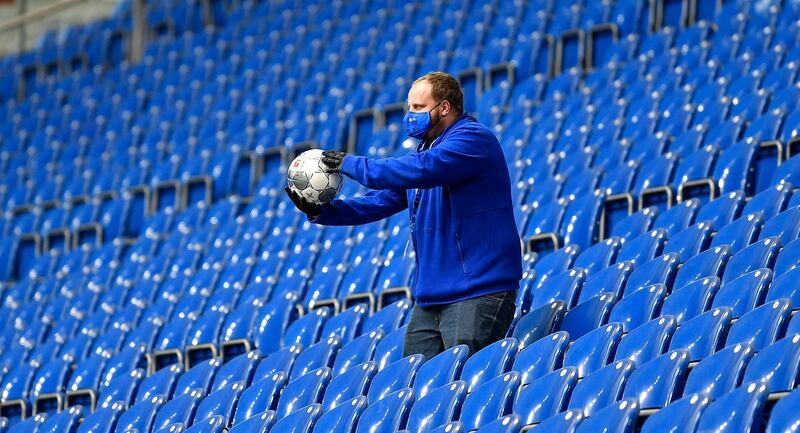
left=286, top=72, right=522, bottom=359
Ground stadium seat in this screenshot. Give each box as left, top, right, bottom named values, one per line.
left=725, top=299, right=791, bottom=350
left=228, top=411, right=277, bottom=433
left=460, top=338, right=517, bottom=392
left=661, top=277, right=719, bottom=325
left=271, top=404, right=322, bottom=433
left=510, top=301, right=567, bottom=347
left=532, top=269, right=586, bottom=309
left=567, top=360, right=635, bottom=417
left=276, top=367, right=330, bottom=419
left=367, top=355, right=424, bottom=404
left=609, top=284, right=667, bottom=332
left=695, top=191, right=745, bottom=230
left=774, top=238, right=800, bottom=277
left=514, top=367, right=578, bottom=425
left=355, top=389, right=414, bottom=433
left=75, top=406, right=121, bottom=433
left=615, top=229, right=667, bottom=266
left=405, top=381, right=466, bottom=433
left=669, top=307, right=733, bottom=361
left=194, top=382, right=245, bottom=427
left=289, top=336, right=341, bottom=381
left=766, top=267, right=800, bottom=308
left=460, top=373, right=519, bottom=431
left=373, top=326, right=407, bottom=371
left=232, top=373, right=286, bottom=425
left=694, top=382, right=768, bottom=433
left=622, top=349, right=690, bottom=409
left=760, top=206, right=800, bottom=245
left=321, top=362, right=376, bottom=412
left=765, top=388, right=800, bottom=433
left=563, top=323, right=622, bottom=378
left=413, top=345, right=469, bottom=399
left=684, top=342, right=754, bottom=399
left=528, top=410, right=584, bottom=433
left=115, top=396, right=166, bottom=433
left=575, top=262, right=633, bottom=303
left=313, top=396, right=367, bottom=433
left=573, top=399, right=638, bottom=433
left=672, top=245, right=731, bottom=289
left=741, top=182, right=792, bottom=221
left=639, top=393, right=710, bottom=433
left=713, top=268, right=773, bottom=317
left=614, top=316, right=676, bottom=367
left=512, top=331, right=569, bottom=387
left=560, top=293, right=617, bottom=341
left=152, top=390, right=204, bottom=432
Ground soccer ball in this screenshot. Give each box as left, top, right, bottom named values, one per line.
left=287, top=149, right=344, bottom=205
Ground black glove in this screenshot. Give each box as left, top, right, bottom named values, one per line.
left=321, top=150, right=347, bottom=173
left=285, top=187, right=322, bottom=219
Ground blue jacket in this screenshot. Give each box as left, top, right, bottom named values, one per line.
left=313, top=114, right=522, bottom=306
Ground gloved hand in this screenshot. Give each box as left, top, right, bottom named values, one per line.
left=321, top=150, right=347, bottom=173
left=285, top=187, right=322, bottom=219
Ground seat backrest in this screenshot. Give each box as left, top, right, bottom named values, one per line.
left=405, top=381, right=467, bottom=433
left=684, top=342, right=753, bottom=399
left=412, top=345, right=469, bottom=399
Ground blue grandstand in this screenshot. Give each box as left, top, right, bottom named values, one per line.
left=1, top=0, right=800, bottom=431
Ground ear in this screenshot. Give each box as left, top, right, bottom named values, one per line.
left=441, top=100, right=451, bottom=117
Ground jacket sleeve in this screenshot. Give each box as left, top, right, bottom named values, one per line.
left=339, top=126, right=495, bottom=190
left=312, top=188, right=408, bottom=226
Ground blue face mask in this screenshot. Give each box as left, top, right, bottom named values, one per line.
left=403, top=101, right=443, bottom=139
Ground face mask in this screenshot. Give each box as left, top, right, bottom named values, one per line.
left=403, top=101, right=443, bottom=139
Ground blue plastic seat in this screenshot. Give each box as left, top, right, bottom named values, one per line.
left=661, top=276, right=720, bottom=328
left=576, top=262, right=634, bottom=303
left=652, top=199, right=700, bottom=236
left=511, top=331, right=569, bottom=386
left=289, top=337, right=341, bottom=381
left=355, top=389, right=414, bottom=433
left=331, top=330, right=382, bottom=376
left=115, top=396, right=166, bottom=433
left=183, top=415, right=226, bottom=433
left=672, top=245, right=731, bottom=289
left=96, top=368, right=144, bottom=411
left=742, top=182, right=792, bottom=221
left=135, top=364, right=182, bottom=403
left=615, top=229, right=667, bottom=266
left=405, top=381, right=466, bottom=433
left=152, top=390, right=204, bottom=433
left=367, top=355, right=424, bottom=404
left=173, top=359, right=219, bottom=397
left=211, top=351, right=259, bottom=392
left=609, top=207, right=659, bottom=241
left=775, top=238, right=800, bottom=277
left=695, top=381, right=768, bottom=433
left=312, top=396, right=367, bottom=433
left=529, top=410, right=584, bottom=433
left=710, top=213, right=764, bottom=255
left=361, top=300, right=410, bottom=336
left=683, top=342, right=754, bottom=400
left=572, top=238, right=621, bottom=276
left=624, top=253, right=679, bottom=296
left=743, top=333, right=800, bottom=393
left=662, top=222, right=713, bottom=262
left=276, top=367, right=331, bottom=419
left=75, top=406, right=121, bottom=433
left=252, top=345, right=301, bottom=383
left=713, top=268, right=773, bottom=317
left=532, top=269, right=585, bottom=309
left=474, top=415, right=521, bottom=433
left=767, top=267, right=800, bottom=309
left=567, top=360, right=634, bottom=417
left=723, top=236, right=781, bottom=283
left=282, top=307, right=331, bottom=349
left=229, top=411, right=277, bottom=433
left=412, top=345, right=469, bottom=399
left=640, top=393, right=710, bottom=433
left=760, top=206, right=800, bottom=246
left=573, top=399, right=639, bottom=433
left=373, top=326, right=406, bottom=371
left=609, top=284, right=667, bottom=332
left=37, top=407, right=81, bottom=433
left=270, top=404, right=322, bottom=433
left=321, top=362, right=376, bottom=412
left=510, top=301, right=566, bottom=348
left=669, top=307, right=733, bottom=362
left=726, top=299, right=791, bottom=350
left=513, top=367, right=578, bottom=425
left=460, top=373, right=519, bottom=431
left=622, top=349, right=690, bottom=409
left=614, top=317, right=677, bottom=367
left=232, top=373, right=286, bottom=425
left=320, top=305, right=367, bottom=345
left=564, top=323, right=622, bottom=378
left=460, top=338, right=516, bottom=392
left=194, top=382, right=245, bottom=427
left=560, top=293, right=617, bottom=341
left=765, top=388, right=800, bottom=433
left=695, top=191, right=745, bottom=230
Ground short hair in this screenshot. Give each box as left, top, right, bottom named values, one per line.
left=414, top=72, right=464, bottom=114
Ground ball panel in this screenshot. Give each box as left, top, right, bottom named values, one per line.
left=286, top=149, right=345, bottom=205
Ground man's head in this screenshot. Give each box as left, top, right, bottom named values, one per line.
left=406, top=72, right=464, bottom=141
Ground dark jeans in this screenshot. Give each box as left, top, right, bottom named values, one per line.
left=403, top=290, right=517, bottom=359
